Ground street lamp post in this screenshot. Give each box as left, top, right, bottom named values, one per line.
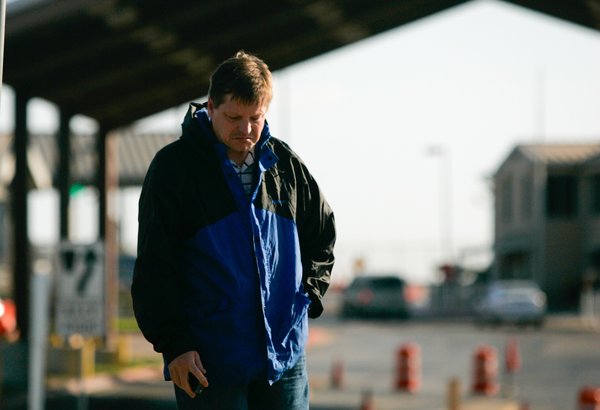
left=427, top=145, right=453, bottom=264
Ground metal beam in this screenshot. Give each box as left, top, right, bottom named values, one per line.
left=6, top=0, right=98, bottom=35
left=96, top=127, right=118, bottom=344
left=12, top=91, right=31, bottom=340
left=0, top=0, right=6, bottom=107
left=58, top=110, right=72, bottom=240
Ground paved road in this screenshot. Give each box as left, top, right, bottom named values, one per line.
left=6, top=312, right=594, bottom=410
left=306, top=313, right=600, bottom=410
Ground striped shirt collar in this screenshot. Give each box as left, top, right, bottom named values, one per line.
left=230, top=150, right=256, bottom=198
left=229, top=150, right=255, bottom=172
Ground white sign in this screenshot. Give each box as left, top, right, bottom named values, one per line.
left=55, top=242, right=105, bottom=337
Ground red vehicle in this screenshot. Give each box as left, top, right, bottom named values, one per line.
left=0, top=298, right=17, bottom=337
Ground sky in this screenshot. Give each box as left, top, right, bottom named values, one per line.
left=2, top=0, right=600, bottom=284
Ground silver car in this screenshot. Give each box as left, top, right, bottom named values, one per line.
left=474, top=280, right=547, bottom=327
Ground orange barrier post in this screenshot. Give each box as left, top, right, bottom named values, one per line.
left=394, top=342, right=421, bottom=393
left=578, top=386, right=600, bottom=410
left=505, top=337, right=521, bottom=374
left=503, top=336, right=521, bottom=397
left=359, top=389, right=375, bottom=410
left=472, top=345, right=499, bottom=395
left=330, top=358, right=344, bottom=389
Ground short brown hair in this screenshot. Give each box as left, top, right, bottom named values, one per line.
left=208, top=50, right=273, bottom=107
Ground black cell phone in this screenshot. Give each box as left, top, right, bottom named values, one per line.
left=188, top=373, right=204, bottom=395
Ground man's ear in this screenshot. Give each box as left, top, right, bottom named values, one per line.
left=207, top=98, right=214, bottom=117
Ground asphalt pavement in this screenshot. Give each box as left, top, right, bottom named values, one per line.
left=3, top=313, right=595, bottom=410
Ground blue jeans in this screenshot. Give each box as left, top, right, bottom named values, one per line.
left=174, top=354, right=309, bottom=410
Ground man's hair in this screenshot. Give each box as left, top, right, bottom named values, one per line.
left=208, top=50, right=273, bottom=107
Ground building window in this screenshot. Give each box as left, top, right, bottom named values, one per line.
left=546, top=175, right=577, bottom=218
left=499, top=252, right=531, bottom=280
left=500, top=176, right=513, bottom=223
left=591, top=175, right=600, bottom=216
left=521, top=175, right=532, bottom=220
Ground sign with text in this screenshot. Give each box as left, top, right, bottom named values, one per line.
left=55, top=242, right=105, bottom=337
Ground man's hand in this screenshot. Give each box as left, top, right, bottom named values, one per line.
left=168, top=351, right=208, bottom=398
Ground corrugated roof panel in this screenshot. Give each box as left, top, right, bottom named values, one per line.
left=17, top=0, right=600, bottom=129
left=12, top=133, right=179, bottom=187
left=518, top=143, right=600, bottom=165
left=117, top=133, right=178, bottom=185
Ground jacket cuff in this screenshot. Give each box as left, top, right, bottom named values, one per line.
left=162, top=332, right=198, bottom=365
left=307, top=292, right=324, bottom=319
left=308, top=300, right=324, bottom=318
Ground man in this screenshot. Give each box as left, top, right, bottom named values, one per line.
left=131, top=51, right=336, bottom=409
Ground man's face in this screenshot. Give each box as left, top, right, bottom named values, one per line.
left=207, top=94, right=268, bottom=164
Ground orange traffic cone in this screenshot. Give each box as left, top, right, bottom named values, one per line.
left=394, top=342, right=421, bottom=393
left=472, top=345, right=499, bottom=396
left=578, top=386, right=600, bottom=409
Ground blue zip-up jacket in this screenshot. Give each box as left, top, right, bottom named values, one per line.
left=131, top=103, right=335, bottom=386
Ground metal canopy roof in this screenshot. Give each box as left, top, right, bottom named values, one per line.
left=4, top=0, right=600, bottom=130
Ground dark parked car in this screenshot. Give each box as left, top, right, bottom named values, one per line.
left=341, top=275, right=410, bottom=319
left=474, top=280, right=547, bottom=327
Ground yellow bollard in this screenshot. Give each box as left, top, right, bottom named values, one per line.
left=447, top=377, right=461, bottom=410
left=116, top=334, right=132, bottom=365
left=81, top=338, right=96, bottom=377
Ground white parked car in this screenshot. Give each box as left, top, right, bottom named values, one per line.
left=474, top=280, right=547, bottom=328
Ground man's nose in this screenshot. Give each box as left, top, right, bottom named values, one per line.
left=239, top=119, right=252, bottom=135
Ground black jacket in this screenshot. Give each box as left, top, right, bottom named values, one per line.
left=131, top=103, right=335, bottom=385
